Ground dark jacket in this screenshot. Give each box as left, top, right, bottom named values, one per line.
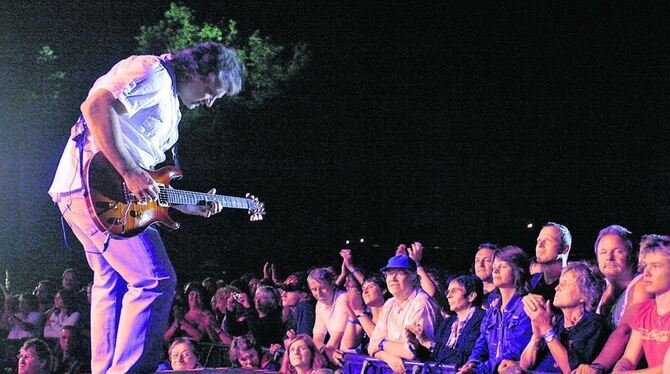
left=432, top=308, right=485, bottom=369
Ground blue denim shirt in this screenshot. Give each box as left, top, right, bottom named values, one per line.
left=467, top=294, right=532, bottom=374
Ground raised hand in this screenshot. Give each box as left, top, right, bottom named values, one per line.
left=408, top=242, right=424, bottom=264
left=396, top=244, right=408, bottom=256
left=347, top=285, right=365, bottom=315
left=263, top=262, right=271, bottom=279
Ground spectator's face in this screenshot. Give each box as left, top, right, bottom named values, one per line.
left=17, top=347, right=43, bottom=374
left=62, top=272, right=76, bottom=291
left=248, top=279, right=259, bottom=294
left=536, top=226, right=563, bottom=264
left=59, top=329, right=78, bottom=354
left=214, top=290, right=228, bottom=312
left=447, top=280, right=473, bottom=313
left=178, top=72, right=229, bottom=110
left=492, top=258, right=515, bottom=289
left=18, top=297, right=30, bottom=314
left=642, top=252, right=670, bottom=295
left=237, top=348, right=260, bottom=368
left=170, top=342, right=198, bottom=371
left=597, top=234, right=631, bottom=279
left=33, top=283, right=51, bottom=304
left=188, top=290, right=203, bottom=309
left=474, top=247, right=495, bottom=282
left=308, top=279, right=334, bottom=305
left=288, top=339, right=312, bottom=370
left=53, top=293, right=63, bottom=309
left=385, top=269, right=413, bottom=298
left=361, top=281, right=384, bottom=305
left=280, top=289, right=303, bottom=308
left=553, top=271, right=582, bottom=309
left=254, top=288, right=277, bottom=314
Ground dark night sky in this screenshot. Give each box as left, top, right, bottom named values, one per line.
left=1, top=2, right=669, bottom=291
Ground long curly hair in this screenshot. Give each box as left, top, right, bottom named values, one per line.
left=171, top=42, right=246, bottom=95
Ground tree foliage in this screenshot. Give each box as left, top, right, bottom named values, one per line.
left=135, top=3, right=309, bottom=109
left=30, top=45, right=66, bottom=101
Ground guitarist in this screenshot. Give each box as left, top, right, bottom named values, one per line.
left=48, top=42, right=246, bottom=374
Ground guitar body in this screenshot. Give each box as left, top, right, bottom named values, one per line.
left=84, top=152, right=182, bottom=238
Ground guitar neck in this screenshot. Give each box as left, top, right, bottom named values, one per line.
left=164, top=189, right=253, bottom=210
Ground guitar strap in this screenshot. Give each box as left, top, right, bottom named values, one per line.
left=171, top=143, right=180, bottom=169
left=69, top=116, right=114, bottom=253
left=71, top=116, right=89, bottom=197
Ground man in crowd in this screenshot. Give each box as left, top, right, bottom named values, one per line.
left=368, top=254, right=438, bottom=373
left=612, top=235, right=670, bottom=373
left=531, top=222, right=572, bottom=301
left=473, top=243, right=498, bottom=308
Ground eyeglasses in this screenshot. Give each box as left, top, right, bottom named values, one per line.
left=17, top=353, right=35, bottom=360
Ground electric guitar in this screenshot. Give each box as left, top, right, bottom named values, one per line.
left=83, top=152, right=265, bottom=238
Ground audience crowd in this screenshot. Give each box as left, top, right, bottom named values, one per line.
left=1, top=223, right=669, bottom=374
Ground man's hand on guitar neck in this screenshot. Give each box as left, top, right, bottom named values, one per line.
left=172, top=188, right=223, bottom=217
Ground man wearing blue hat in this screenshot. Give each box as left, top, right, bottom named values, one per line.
left=368, top=254, right=439, bottom=373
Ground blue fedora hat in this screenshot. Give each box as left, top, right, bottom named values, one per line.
left=380, top=255, right=417, bottom=272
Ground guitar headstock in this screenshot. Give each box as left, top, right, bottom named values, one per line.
left=245, top=193, right=265, bottom=221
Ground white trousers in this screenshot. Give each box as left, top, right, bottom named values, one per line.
left=59, top=194, right=176, bottom=374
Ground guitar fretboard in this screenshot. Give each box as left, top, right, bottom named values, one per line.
left=163, top=188, right=252, bottom=210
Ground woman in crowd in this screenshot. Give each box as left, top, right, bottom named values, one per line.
left=16, top=338, right=53, bottom=374
left=518, top=262, right=609, bottom=373
left=3, top=293, right=43, bottom=341
left=406, top=274, right=486, bottom=369
left=345, top=274, right=388, bottom=352
left=43, top=290, right=82, bottom=343
left=308, top=267, right=349, bottom=365
left=157, top=337, right=201, bottom=371
left=229, top=333, right=278, bottom=370
left=459, top=246, right=532, bottom=374
left=164, top=282, right=215, bottom=342
left=280, top=334, right=326, bottom=374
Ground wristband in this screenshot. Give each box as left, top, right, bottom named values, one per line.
left=542, top=329, right=557, bottom=344
left=407, top=341, right=417, bottom=355
left=379, top=338, right=387, bottom=351
left=416, top=265, right=424, bottom=270
left=351, top=268, right=360, bottom=274
left=590, top=363, right=606, bottom=373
